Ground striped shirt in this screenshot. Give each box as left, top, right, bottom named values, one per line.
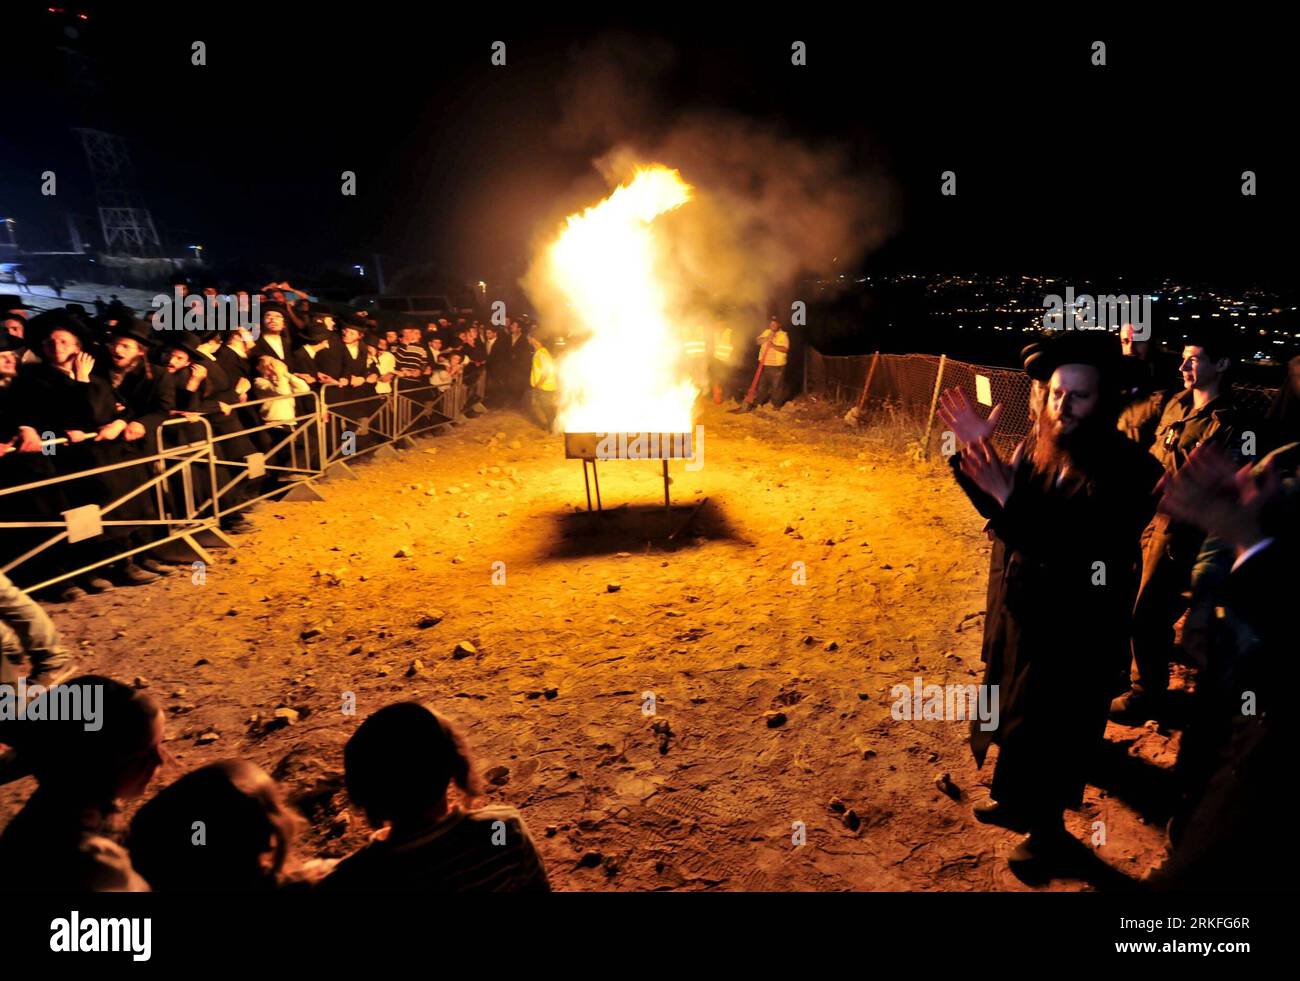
left=319, top=805, right=550, bottom=893
left=392, top=342, right=429, bottom=375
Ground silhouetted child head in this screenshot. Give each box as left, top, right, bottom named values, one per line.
left=344, top=703, right=483, bottom=828
left=128, top=760, right=302, bottom=892
left=23, top=675, right=164, bottom=810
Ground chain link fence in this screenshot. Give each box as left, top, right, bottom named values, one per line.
left=806, top=349, right=1280, bottom=459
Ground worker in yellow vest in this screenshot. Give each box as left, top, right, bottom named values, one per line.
left=709, top=322, right=736, bottom=404
left=741, top=317, right=789, bottom=411
left=683, top=324, right=707, bottom=393
left=528, top=332, right=559, bottom=431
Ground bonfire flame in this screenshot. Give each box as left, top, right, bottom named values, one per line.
left=543, top=165, right=699, bottom=434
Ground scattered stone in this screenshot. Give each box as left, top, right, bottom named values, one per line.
left=828, top=796, right=847, bottom=813
left=543, top=687, right=558, bottom=700
left=452, top=640, right=477, bottom=660
left=928, top=751, right=940, bottom=763
left=843, top=809, right=862, bottom=832
left=935, top=772, right=961, bottom=800
left=194, top=657, right=210, bottom=667
left=327, top=811, right=351, bottom=838
left=300, top=627, right=323, bottom=641
left=417, top=612, right=444, bottom=629
left=406, top=659, right=425, bottom=677
left=225, top=608, right=238, bottom=617
left=456, top=510, right=469, bottom=518
left=545, top=825, right=558, bottom=838
left=484, top=765, right=510, bottom=786
left=857, top=691, right=870, bottom=700
left=451, top=555, right=465, bottom=564
left=394, top=546, right=413, bottom=558
left=196, top=730, right=220, bottom=744
left=802, top=635, right=816, bottom=646
left=606, top=582, right=621, bottom=593
left=824, top=641, right=839, bottom=652
left=132, top=676, right=149, bottom=689
left=764, top=710, right=788, bottom=728
left=376, top=665, right=391, bottom=677
left=577, top=851, right=603, bottom=869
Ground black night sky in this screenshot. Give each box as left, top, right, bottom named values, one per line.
left=6, top=5, right=1297, bottom=289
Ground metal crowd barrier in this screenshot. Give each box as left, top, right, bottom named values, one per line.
left=0, top=374, right=488, bottom=592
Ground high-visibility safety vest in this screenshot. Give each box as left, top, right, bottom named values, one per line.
left=713, top=327, right=734, bottom=363
left=530, top=346, right=557, bottom=391
left=756, top=329, right=789, bottom=367
left=684, top=336, right=706, bottom=357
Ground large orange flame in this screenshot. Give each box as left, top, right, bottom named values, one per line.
left=542, top=165, right=699, bottom=433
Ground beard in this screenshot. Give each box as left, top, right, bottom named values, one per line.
left=1031, top=410, right=1107, bottom=478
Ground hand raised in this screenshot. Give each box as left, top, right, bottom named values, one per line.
left=938, top=387, right=1003, bottom=448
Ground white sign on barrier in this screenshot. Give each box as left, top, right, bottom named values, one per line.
left=245, top=452, right=266, bottom=480
left=63, top=504, right=104, bottom=544
left=975, top=374, right=993, bottom=407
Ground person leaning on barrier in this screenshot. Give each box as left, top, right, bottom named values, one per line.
left=319, top=318, right=379, bottom=404
left=87, top=316, right=179, bottom=584
left=290, top=317, right=336, bottom=387
left=253, top=354, right=311, bottom=426
left=367, top=332, right=398, bottom=396
left=0, top=311, right=131, bottom=597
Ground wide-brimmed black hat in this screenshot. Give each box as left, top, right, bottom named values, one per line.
left=0, top=329, right=26, bottom=353
left=1029, top=331, right=1122, bottom=383
left=0, top=294, right=37, bottom=314
left=259, top=300, right=289, bottom=325
left=23, top=309, right=92, bottom=351
left=108, top=315, right=156, bottom=348
left=298, top=319, right=333, bottom=344
left=159, top=329, right=205, bottom=356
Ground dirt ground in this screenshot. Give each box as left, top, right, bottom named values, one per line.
left=1, top=395, right=1177, bottom=891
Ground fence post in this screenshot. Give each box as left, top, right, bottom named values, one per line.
left=855, top=351, right=880, bottom=413
left=921, top=354, right=947, bottom=460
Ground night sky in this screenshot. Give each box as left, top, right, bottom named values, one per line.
left=6, top=6, right=1296, bottom=287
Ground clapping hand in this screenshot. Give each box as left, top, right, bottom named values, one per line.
left=960, top=438, right=1014, bottom=507
left=1157, top=444, right=1280, bottom=552
left=938, top=387, right=1003, bottom=448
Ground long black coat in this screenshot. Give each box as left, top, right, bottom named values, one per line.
left=0, top=363, right=121, bottom=574
left=954, top=430, right=1163, bottom=812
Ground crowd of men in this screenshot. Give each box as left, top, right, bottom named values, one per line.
left=0, top=287, right=553, bottom=603
left=942, top=322, right=1299, bottom=888
left=3, top=274, right=1298, bottom=893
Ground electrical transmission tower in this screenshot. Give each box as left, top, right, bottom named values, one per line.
left=74, top=127, right=163, bottom=258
